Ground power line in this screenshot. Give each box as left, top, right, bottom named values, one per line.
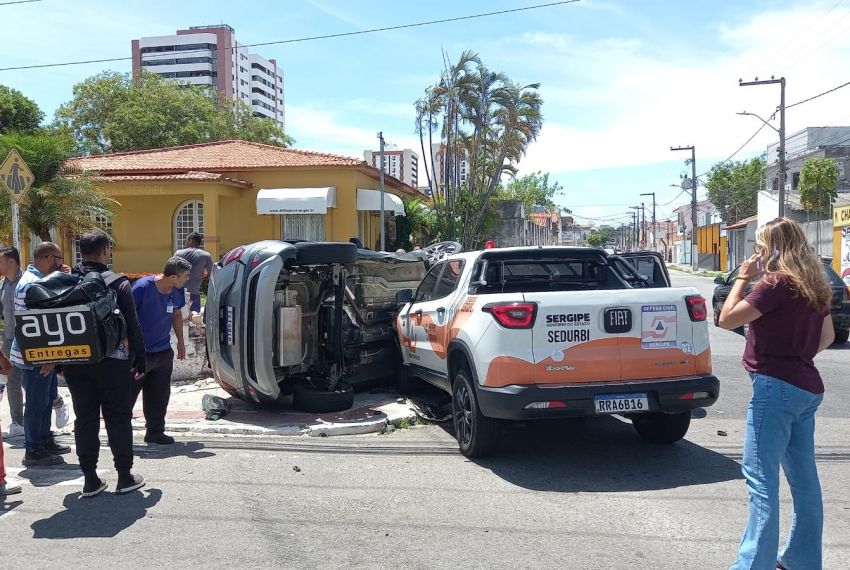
left=0, top=0, right=42, bottom=5
left=0, top=0, right=581, bottom=72
left=787, top=78, right=850, bottom=109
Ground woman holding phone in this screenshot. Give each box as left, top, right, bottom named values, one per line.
left=719, top=217, right=834, bottom=569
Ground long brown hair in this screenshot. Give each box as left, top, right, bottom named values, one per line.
left=754, top=217, right=832, bottom=313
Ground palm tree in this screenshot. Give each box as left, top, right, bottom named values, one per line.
left=465, top=81, right=543, bottom=246
left=0, top=131, right=118, bottom=244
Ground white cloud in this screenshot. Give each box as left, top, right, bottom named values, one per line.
left=514, top=2, right=850, bottom=175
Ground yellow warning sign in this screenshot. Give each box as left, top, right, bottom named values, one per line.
left=0, top=149, right=35, bottom=203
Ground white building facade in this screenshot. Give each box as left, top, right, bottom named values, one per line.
left=132, top=24, right=285, bottom=129
left=363, top=144, right=419, bottom=187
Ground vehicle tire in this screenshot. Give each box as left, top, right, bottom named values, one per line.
left=834, top=328, right=849, bottom=344
left=293, top=242, right=357, bottom=265
left=292, top=381, right=355, bottom=413
left=713, top=301, right=722, bottom=327
left=632, top=412, right=691, bottom=444
left=452, top=369, right=499, bottom=457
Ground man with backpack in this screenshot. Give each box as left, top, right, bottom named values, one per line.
left=9, top=242, right=72, bottom=468
left=62, top=230, right=147, bottom=497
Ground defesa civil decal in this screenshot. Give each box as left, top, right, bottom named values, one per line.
left=546, top=312, right=591, bottom=343
left=641, top=304, right=677, bottom=349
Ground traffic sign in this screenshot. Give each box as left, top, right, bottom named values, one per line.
left=0, top=149, right=35, bottom=203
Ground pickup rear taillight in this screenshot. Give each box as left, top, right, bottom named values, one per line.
left=686, top=295, right=707, bottom=322
left=483, top=302, right=537, bottom=329
left=221, top=247, right=246, bottom=267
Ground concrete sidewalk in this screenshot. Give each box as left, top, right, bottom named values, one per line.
left=1, top=378, right=421, bottom=441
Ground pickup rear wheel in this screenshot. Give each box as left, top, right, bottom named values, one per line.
left=452, top=369, right=498, bottom=457
left=293, top=381, right=354, bottom=413
left=632, top=411, right=691, bottom=444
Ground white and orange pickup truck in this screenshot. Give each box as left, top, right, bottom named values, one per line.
left=395, top=246, right=719, bottom=457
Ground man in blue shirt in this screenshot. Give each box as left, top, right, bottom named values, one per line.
left=10, top=243, right=72, bottom=467
left=131, top=256, right=191, bottom=445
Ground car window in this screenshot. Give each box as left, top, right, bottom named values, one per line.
left=727, top=266, right=740, bottom=282
left=433, top=260, right=464, bottom=299
left=414, top=262, right=444, bottom=302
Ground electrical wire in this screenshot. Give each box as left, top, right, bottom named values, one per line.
left=787, top=78, right=850, bottom=109
left=0, top=0, right=42, bottom=5
left=0, top=0, right=581, bottom=72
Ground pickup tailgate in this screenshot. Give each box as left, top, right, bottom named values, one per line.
left=527, top=287, right=711, bottom=385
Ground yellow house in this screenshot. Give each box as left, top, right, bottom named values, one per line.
left=60, top=140, right=418, bottom=273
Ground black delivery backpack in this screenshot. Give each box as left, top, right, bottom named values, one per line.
left=15, top=271, right=127, bottom=366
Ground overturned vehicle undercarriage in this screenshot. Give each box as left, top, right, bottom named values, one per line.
left=206, top=240, right=459, bottom=412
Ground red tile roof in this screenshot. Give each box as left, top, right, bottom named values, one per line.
left=69, top=140, right=363, bottom=174
left=98, top=171, right=253, bottom=188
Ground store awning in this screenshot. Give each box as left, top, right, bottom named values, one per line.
left=256, top=187, right=336, bottom=215
left=356, top=189, right=405, bottom=216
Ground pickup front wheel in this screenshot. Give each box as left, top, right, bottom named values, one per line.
left=631, top=411, right=691, bottom=444
left=452, top=370, right=498, bottom=458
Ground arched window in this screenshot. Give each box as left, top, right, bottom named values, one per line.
left=174, top=200, right=204, bottom=252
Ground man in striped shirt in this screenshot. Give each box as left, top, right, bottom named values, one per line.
left=10, top=243, right=72, bottom=467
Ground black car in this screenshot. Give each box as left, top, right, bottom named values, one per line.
left=712, top=258, right=850, bottom=344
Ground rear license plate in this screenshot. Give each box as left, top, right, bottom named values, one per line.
left=219, top=306, right=234, bottom=345
left=594, top=393, right=649, bottom=414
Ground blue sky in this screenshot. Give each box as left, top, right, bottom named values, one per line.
left=3, top=0, right=850, bottom=228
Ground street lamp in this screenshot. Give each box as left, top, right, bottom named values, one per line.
left=739, top=76, right=786, bottom=216
left=736, top=111, right=779, bottom=133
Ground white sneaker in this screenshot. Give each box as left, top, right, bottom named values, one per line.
left=54, top=401, right=70, bottom=429
left=7, top=422, right=24, bottom=437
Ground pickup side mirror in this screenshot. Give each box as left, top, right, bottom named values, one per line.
left=714, top=276, right=726, bottom=285
left=395, top=289, right=413, bottom=304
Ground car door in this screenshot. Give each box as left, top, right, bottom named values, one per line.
left=406, top=261, right=466, bottom=388
left=400, top=261, right=444, bottom=371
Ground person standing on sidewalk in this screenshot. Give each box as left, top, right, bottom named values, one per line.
left=719, top=218, right=834, bottom=570
left=131, top=256, right=190, bottom=446
left=63, top=230, right=146, bottom=497
left=0, top=349, right=22, bottom=497
left=0, top=247, right=69, bottom=437
left=174, top=232, right=212, bottom=315
left=9, top=243, right=72, bottom=467
left=0, top=247, right=25, bottom=438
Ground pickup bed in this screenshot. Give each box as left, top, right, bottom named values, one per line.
left=396, top=246, right=719, bottom=457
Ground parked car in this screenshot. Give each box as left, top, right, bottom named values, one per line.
left=712, top=257, right=850, bottom=344
left=205, top=240, right=460, bottom=412
left=395, top=246, right=719, bottom=457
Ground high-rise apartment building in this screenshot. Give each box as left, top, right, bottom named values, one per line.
left=363, top=144, right=419, bottom=187
left=430, top=142, right=469, bottom=191
left=132, top=24, right=285, bottom=129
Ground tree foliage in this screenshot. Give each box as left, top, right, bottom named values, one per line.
left=0, top=131, right=118, bottom=243
left=0, top=85, right=43, bottom=134
left=54, top=71, right=292, bottom=155
left=586, top=231, right=606, bottom=248
left=799, top=157, right=839, bottom=216
left=705, top=156, right=765, bottom=223
left=497, top=171, right=566, bottom=218
left=415, top=51, right=543, bottom=248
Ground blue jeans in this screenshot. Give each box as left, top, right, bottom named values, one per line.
left=731, top=373, right=824, bottom=570
left=189, top=292, right=201, bottom=313
left=20, top=367, right=58, bottom=454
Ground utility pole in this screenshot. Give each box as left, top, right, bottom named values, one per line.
left=738, top=76, right=786, bottom=216
left=629, top=207, right=640, bottom=250
left=641, top=192, right=656, bottom=252
left=671, top=145, right=698, bottom=271
left=640, top=202, right=646, bottom=248
left=377, top=131, right=386, bottom=251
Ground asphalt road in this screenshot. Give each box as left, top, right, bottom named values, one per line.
left=2, top=271, right=848, bottom=569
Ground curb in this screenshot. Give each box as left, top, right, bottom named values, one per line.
left=129, top=400, right=419, bottom=438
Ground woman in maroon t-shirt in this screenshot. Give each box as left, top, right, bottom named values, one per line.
left=719, top=217, right=834, bottom=570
